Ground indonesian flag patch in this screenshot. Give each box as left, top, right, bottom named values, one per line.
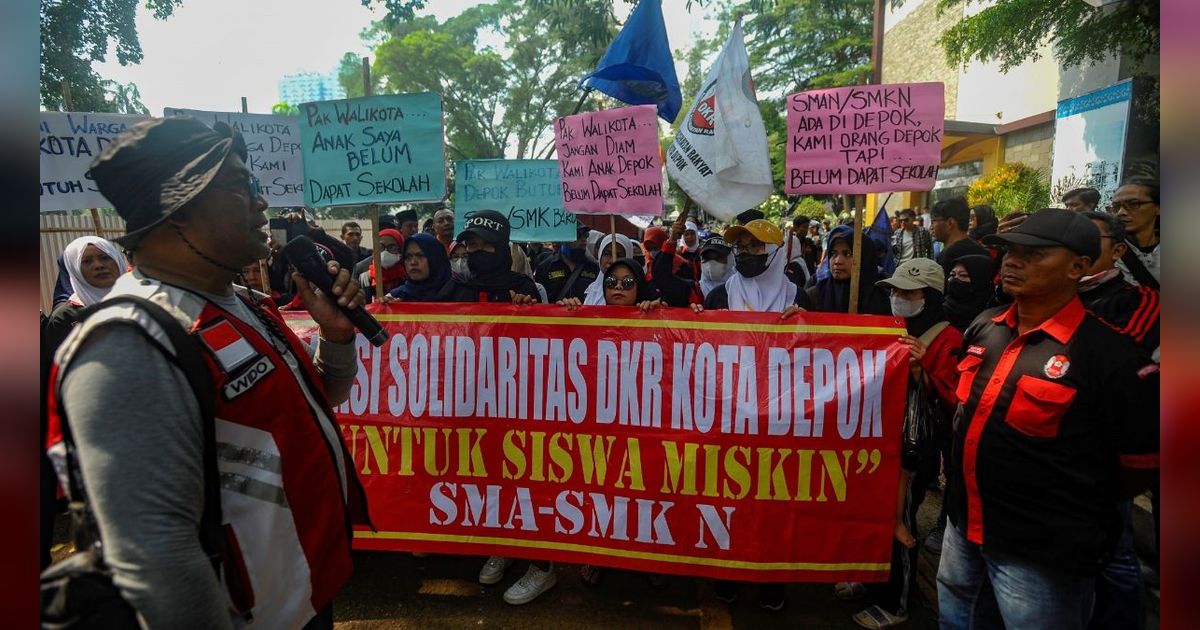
left=197, top=319, right=257, bottom=373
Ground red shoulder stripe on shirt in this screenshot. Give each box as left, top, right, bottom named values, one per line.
left=1125, top=287, right=1159, bottom=342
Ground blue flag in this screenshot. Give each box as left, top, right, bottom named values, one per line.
left=868, top=206, right=896, bottom=278
left=580, top=0, right=682, bottom=123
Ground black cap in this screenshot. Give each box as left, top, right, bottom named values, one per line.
left=456, top=209, right=510, bottom=244
left=395, top=209, right=418, bottom=224
left=698, top=235, right=731, bottom=256
left=735, top=209, right=764, bottom=224
left=88, top=116, right=241, bottom=247
left=983, top=207, right=1100, bottom=260
left=379, top=214, right=399, bottom=230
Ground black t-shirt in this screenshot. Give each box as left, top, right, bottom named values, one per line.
left=946, top=298, right=1159, bottom=575
left=937, top=237, right=990, bottom=278
left=536, top=255, right=599, bottom=302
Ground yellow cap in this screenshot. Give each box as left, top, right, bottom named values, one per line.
left=723, top=219, right=783, bottom=247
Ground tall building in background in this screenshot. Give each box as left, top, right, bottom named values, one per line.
left=277, top=71, right=346, bottom=105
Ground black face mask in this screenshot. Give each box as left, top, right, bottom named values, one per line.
left=468, top=249, right=504, bottom=276
left=945, top=278, right=975, bottom=301
left=735, top=252, right=770, bottom=278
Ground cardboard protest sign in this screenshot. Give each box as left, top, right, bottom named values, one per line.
left=286, top=304, right=907, bottom=582
left=455, top=160, right=579, bottom=243
left=1049, top=80, right=1133, bottom=209
left=785, top=82, right=944, bottom=194
left=299, top=93, right=446, bottom=207
left=164, top=108, right=304, bottom=207
left=40, top=112, right=149, bottom=212
left=554, top=104, right=664, bottom=215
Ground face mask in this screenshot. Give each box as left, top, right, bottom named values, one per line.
left=890, top=295, right=926, bottom=319
left=468, top=249, right=503, bottom=275
left=702, top=260, right=727, bottom=281
left=451, top=258, right=472, bottom=279
left=380, top=250, right=401, bottom=268
left=734, top=252, right=769, bottom=278
left=945, top=278, right=974, bottom=300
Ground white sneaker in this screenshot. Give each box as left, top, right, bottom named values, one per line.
left=478, top=556, right=513, bottom=585
left=502, top=564, right=557, bottom=605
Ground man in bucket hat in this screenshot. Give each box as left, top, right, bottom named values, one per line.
left=936, top=208, right=1158, bottom=629
left=45, top=117, right=370, bottom=629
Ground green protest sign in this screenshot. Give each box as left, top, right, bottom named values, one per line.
left=299, top=93, right=446, bottom=207
left=455, top=159, right=579, bottom=243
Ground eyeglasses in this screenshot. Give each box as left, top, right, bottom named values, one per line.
left=604, top=276, right=637, bottom=290
left=383, top=244, right=403, bottom=254
left=1107, top=199, right=1152, bottom=212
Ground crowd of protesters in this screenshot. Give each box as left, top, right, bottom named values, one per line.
left=40, top=116, right=1159, bottom=630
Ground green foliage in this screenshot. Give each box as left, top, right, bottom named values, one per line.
left=967, top=163, right=1049, bottom=216
left=40, top=0, right=182, bottom=111
left=271, top=102, right=300, bottom=116
left=358, top=0, right=614, bottom=160
left=936, top=0, right=1159, bottom=73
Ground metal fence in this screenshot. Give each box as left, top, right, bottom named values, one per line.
left=39, top=215, right=373, bottom=313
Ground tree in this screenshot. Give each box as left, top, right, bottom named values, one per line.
left=356, top=0, right=615, bottom=160
left=40, top=0, right=182, bottom=111
left=936, top=0, right=1160, bottom=73
left=663, top=0, right=872, bottom=203
left=99, top=80, right=150, bottom=114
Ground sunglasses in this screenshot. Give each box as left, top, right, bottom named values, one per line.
left=604, top=276, right=637, bottom=290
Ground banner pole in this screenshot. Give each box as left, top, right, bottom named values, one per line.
left=609, top=215, right=618, bottom=261
left=847, top=195, right=863, bottom=314
left=361, top=56, right=385, bottom=302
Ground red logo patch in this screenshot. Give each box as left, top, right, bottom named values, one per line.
left=1043, top=354, right=1070, bottom=379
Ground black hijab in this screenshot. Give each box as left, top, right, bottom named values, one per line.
left=811, top=226, right=891, bottom=315
left=903, top=287, right=948, bottom=338
left=944, top=254, right=996, bottom=331
left=969, top=205, right=998, bottom=240
left=604, top=258, right=658, bottom=304
left=388, top=233, right=451, bottom=302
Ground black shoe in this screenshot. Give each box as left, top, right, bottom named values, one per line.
left=713, top=581, right=738, bottom=603
left=759, top=584, right=785, bottom=611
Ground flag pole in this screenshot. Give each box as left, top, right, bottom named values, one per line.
left=847, top=195, right=863, bottom=314
left=362, top=56, right=384, bottom=302
left=541, top=87, right=594, bottom=160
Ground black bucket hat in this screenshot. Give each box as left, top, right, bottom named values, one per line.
left=88, top=116, right=246, bottom=247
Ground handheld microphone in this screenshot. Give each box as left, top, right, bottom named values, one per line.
left=282, top=235, right=389, bottom=347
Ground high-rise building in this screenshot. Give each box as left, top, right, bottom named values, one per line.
left=277, top=71, right=346, bottom=105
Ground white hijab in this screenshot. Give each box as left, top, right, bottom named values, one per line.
left=722, top=243, right=797, bottom=312
left=62, top=236, right=127, bottom=306
left=583, top=234, right=635, bottom=305
left=677, top=220, right=699, bottom=249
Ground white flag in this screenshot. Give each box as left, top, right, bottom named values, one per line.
left=665, top=24, right=773, bottom=221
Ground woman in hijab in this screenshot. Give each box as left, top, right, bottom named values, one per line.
left=701, top=220, right=811, bottom=313
left=384, top=233, right=453, bottom=303
left=561, top=257, right=662, bottom=311
left=44, top=236, right=127, bottom=353
left=943, top=254, right=997, bottom=331
left=583, top=233, right=635, bottom=305
left=836, top=258, right=963, bottom=629
left=806, top=224, right=891, bottom=315
left=363, top=228, right=406, bottom=297
left=968, top=204, right=998, bottom=241
left=443, top=210, right=539, bottom=304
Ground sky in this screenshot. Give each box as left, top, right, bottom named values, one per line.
left=94, top=0, right=720, bottom=117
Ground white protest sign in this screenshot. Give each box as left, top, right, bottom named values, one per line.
left=165, top=108, right=305, bottom=207
left=39, top=112, right=149, bottom=212
left=1049, top=80, right=1133, bottom=209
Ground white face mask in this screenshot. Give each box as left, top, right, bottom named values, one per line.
left=451, top=258, right=471, bottom=279
left=380, top=250, right=401, bottom=268
left=890, top=295, right=925, bottom=319
left=702, top=260, right=727, bottom=281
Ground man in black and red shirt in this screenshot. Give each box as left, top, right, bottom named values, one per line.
left=937, top=208, right=1159, bottom=629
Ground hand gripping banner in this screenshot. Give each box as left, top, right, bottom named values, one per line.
left=284, top=304, right=908, bottom=583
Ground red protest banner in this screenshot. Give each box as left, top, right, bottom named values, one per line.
left=284, top=303, right=908, bottom=583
